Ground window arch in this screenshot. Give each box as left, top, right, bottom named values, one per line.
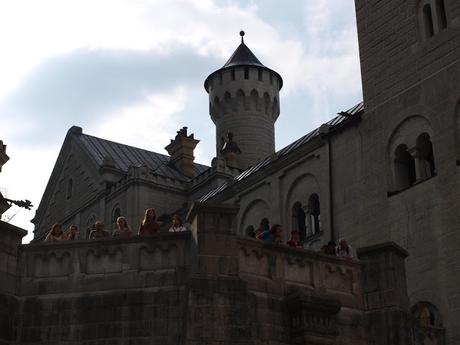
left=307, top=194, right=321, bottom=235
left=436, top=0, right=447, bottom=30
left=411, top=301, right=443, bottom=328
left=66, top=178, right=73, bottom=200
left=111, top=204, right=121, bottom=228
left=419, top=0, right=448, bottom=39
left=292, top=202, right=307, bottom=241
left=86, top=214, right=96, bottom=239
left=394, top=144, right=416, bottom=190
left=423, top=4, right=435, bottom=38
left=416, top=133, right=436, bottom=179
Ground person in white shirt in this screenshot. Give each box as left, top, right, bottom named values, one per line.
left=336, top=238, right=354, bottom=259
left=168, top=214, right=188, bottom=232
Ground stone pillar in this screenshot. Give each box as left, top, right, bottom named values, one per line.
left=0, top=220, right=26, bottom=344
left=357, top=242, right=413, bottom=345
left=185, top=202, right=255, bottom=344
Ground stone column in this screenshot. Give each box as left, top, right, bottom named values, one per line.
left=185, top=202, right=255, bottom=344
left=357, top=242, right=413, bottom=345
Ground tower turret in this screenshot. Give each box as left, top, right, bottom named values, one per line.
left=204, top=31, right=283, bottom=170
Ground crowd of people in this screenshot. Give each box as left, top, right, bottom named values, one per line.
left=249, top=220, right=355, bottom=260
left=44, top=208, right=355, bottom=259
left=44, top=208, right=188, bottom=242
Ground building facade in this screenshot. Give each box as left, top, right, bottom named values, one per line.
left=30, top=1, right=460, bottom=344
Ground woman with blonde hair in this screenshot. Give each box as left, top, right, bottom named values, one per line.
left=113, top=216, right=133, bottom=238
left=138, top=208, right=160, bottom=236
left=45, top=223, right=66, bottom=242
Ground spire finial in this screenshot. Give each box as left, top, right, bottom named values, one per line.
left=240, top=30, right=245, bottom=44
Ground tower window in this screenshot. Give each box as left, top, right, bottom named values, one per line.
left=416, top=133, right=436, bottom=179
left=292, top=202, right=307, bottom=241
left=307, top=194, right=321, bottom=236
left=423, top=4, right=434, bottom=38
left=219, top=72, right=223, bottom=84
left=258, top=68, right=263, bottom=81
left=436, top=0, right=447, bottom=30
left=112, top=205, right=121, bottom=228
left=231, top=68, right=235, bottom=81
left=270, top=73, right=273, bottom=85
left=66, top=178, right=73, bottom=199
left=394, top=144, right=416, bottom=190
left=244, top=67, right=249, bottom=80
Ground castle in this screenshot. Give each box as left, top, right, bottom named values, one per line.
left=1, top=0, right=459, bottom=344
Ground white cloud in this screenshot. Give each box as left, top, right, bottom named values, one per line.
left=88, top=87, right=188, bottom=154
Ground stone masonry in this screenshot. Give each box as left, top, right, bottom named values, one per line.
left=0, top=203, right=444, bottom=345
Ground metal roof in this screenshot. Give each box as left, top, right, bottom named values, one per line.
left=78, top=134, right=209, bottom=182
left=223, top=42, right=264, bottom=68
left=198, top=102, right=364, bottom=202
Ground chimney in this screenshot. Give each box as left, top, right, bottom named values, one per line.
left=165, top=127, right=199, bottom=178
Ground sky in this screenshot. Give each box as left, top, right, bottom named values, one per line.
left=0, top=0, right=363, bottom=243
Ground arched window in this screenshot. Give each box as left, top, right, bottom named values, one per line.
left=394, top=144, right=416, bottom=190
left=307, top=194, right=321, bottom=235
left=411, top=302, right=443, bottom=328
left=66, top=178, right=73, bottom=199
left=244, top=67, right=249, bottom=80
left=292, top=202, right=307, bottom=241
left=436, top=0, right=447, bottom=30
left=416, top=133, right=436, bottom=179
left=231, top=68, right=235, bottom=81
left=111, top=205, right=121, bottom=228
left=86, top=214, right=96, bottom=239
left=423, top=4, right=435, bottom=38
left=245, top=225, right=255, bottom=238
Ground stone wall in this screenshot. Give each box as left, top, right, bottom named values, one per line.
left=0, top=203, right=442, bottom=344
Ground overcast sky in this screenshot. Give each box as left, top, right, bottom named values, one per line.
left=0, top=0, right=363, bottom=243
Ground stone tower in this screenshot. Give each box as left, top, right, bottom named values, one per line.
left=354, top=1, right=460, bottom=344
left=204, top=31, right=283, bottom=170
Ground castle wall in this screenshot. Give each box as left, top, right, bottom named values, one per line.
left=0, top=203, right=427, bottom=345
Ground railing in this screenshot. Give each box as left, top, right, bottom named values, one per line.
left=17, top=232, right=192, bottom=296
left=237, top=237, right=363, bottom=309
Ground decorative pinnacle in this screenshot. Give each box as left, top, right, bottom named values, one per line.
left=240, top=30, right=245, bottom=43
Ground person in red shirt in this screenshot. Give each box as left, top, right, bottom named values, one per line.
left=113, top=216, right=133, bottom=238
left=138, top=208, right=160, bottom=236
left=287, top=230, right=303, bottom=248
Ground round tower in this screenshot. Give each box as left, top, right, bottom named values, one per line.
left=204, top=31, right=283, bottom=170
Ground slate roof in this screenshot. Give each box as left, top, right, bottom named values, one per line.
left=223, top=42, right=264, bottom=68
left=204, top=34, right=283, bottom=91
left=77, top=134, right=209, bottom=182
left=198, top=102, right=364, bottom=202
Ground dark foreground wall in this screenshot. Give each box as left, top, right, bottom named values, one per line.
left=0, top=204, right=444, bottom=345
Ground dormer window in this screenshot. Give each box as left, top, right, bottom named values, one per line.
left=419, top=0, right=448, bottom=39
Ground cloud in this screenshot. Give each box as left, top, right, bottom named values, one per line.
left=0, top=48, right=220, bottom=145
left=0, top=0, right=364, bottom=243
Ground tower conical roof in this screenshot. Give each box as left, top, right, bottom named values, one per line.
left=204, top=31, right=283, bottom=92
left=222, top=41, right=264, bottom=68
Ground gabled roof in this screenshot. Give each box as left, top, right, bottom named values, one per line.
left=198, top=102, right=364, bottom=202
left=76, top=132, right=209, bottom=182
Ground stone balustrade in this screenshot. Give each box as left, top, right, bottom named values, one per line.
left=237, top=237, right=363, bottom=309
left=17, top=232, right=191, bottom=296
